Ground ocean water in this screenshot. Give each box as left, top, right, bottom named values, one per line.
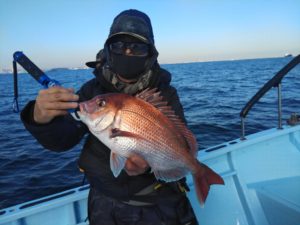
left=0, top=57, right=299, bottom=209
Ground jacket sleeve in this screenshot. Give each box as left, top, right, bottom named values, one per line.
left=20, top=101, right=88, bottom=152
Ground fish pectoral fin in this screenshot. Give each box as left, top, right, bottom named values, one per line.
left=110, top=128, right=144, bottom=140
left=153, top=167, right=188, bottom=182
left=110, top=152, right=127, bottom=177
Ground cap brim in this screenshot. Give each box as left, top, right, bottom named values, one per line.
left=85, top=61, right=98, bottom=68
left=106, top=32, right=149, bottom=44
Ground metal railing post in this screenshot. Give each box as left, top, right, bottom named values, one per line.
left=241, top=117, right=246, bottom=140
left=277, top=82, right=283, bottom=129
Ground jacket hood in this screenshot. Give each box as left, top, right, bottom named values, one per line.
left=86, top=9, right=158, bottom=69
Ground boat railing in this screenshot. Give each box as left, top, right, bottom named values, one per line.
left=240, top=54, right=300, bottom=140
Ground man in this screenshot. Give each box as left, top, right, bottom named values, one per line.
left=21, top=9, right=199, bottom=225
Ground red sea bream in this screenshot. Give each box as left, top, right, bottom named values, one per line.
left=78, top=89, right=224, bottom=206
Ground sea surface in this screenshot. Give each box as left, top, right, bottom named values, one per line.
left=1, top=57, right=299, bottom=209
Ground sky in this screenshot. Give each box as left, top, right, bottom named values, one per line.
left=0, top=0, right=300, bottom=71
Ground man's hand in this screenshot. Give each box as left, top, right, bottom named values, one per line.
left=125, top=155, right=149, bottom=176
left=34, top=86, right=79, bottom=124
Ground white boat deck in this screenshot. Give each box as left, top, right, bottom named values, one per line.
left=188, top=125, right=300, bottom=225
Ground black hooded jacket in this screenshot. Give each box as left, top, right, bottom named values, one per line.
left=20, top=65, right=187, bottom=201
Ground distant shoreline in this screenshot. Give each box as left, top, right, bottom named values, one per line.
left=0, top=55, right=295, bottom=75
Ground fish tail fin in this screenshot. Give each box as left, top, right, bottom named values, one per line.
left=193, top=163, right=224, bottom=207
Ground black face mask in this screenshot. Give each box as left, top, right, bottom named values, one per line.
left=109, top=53, right=148, bottom=79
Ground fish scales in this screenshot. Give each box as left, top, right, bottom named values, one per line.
left=121, top=100, right=189, bottom=150
left=119, top=104, right=190, bottom=167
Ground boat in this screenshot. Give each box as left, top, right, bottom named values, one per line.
left=285, top=53, right=293, bottom=57
left=1, top=55, right=300, bottom=225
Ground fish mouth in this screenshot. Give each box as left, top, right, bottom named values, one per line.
left=79, top=103, right=85, bottom=113
left=78, top=102, right=103, bottom=126
left=77, top=103, right=89, bottom=121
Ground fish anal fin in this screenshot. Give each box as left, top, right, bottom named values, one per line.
left=153, top=167, right=188, bottom=182
left=110, top=152, right=127, bottom=177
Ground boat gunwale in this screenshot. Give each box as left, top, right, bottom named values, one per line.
left=200, top=124, right=300, bottom=161
left=0, top=185, right=89, bottom=223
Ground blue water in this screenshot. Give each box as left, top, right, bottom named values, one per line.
left=0, top=57, right=299, bottom=209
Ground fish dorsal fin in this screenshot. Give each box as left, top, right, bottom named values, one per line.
left=136, top=88, right=198, bottom=156
left=136, top=88, right=168, bottom=108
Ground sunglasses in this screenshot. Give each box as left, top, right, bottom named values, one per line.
left=109, top=42, right=149, bottom=57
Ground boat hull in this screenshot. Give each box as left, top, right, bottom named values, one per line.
left=1, top=125, right=300, bottom=225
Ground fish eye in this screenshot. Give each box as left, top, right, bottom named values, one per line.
left=98, top=100, right=106, bottom=107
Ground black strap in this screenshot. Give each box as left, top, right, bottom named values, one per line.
left=128, top=180, right=189, bottom=205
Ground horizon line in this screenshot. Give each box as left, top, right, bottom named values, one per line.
left=0, top=55, right=296, bottom=74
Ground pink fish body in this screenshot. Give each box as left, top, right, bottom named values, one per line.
left=78, top=89, right=224, bottom=206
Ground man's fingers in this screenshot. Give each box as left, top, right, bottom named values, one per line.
left=33, top=105, right=69, bottom=123
left=42, top=101, right=78, bottom=110
left=125, top=155, right=149, bottom=176
left=33, top=86, right=78, bottom=124
left=44, top=109, right=69, bottom=117
left=38, top=86, right=77, bottom=99
left=129, top=155, right=148, bottom=169
left=37, top=89, right=78, bottom=102
left=125, top=160, right=139, bottom=176
left=42, top=86, right=74, bottom=94
left=46, top=92, right=79, bottom=103
left=125, top=160, right=139, bottom=171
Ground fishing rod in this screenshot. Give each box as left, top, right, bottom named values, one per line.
left=12, top=51, right=80, bottom=120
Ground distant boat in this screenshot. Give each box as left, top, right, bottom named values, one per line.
left=284, top=53, right=293, bottom=57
